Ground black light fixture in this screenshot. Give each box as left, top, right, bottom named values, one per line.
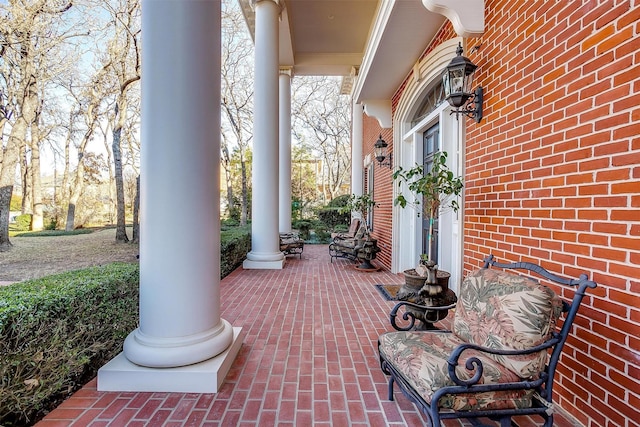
left=442, top=42, right=483, bottom=123
left=374, top=134, right=392, bottom=169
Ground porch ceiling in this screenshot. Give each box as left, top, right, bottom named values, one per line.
left=238, top=0, right=446, bottom=99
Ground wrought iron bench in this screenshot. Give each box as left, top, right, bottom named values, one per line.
left=279, top=232, right=304, bottom=258
left=328, top=225, right=368, bottom=263
left=378, top=254, right=597, bottom=427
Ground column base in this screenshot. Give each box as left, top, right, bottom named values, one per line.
left=243, top=250, right=285, bottom=269
left=97, top=327, right=244, bottom=393
left=242, top=258, right=285, bottom=269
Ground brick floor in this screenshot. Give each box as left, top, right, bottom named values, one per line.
left=36, top=245, right=582, bottom=426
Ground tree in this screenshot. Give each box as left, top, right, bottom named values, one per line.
left=291, top=145, right=319, bottom=220
left=220, top=1, right=254, bottom=225
left=102, top=0, right=141, bottom=242
left=292, top=76, right=352, bottom=202
left=0, top=0, right=74, bottom=250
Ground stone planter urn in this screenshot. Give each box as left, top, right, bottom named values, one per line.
left=397, top=267, right=456, bottom=330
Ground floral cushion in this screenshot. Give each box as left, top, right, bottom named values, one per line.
left=379, top=331, right=533, bottom=410
left=453, top=268, right=563, bottom=378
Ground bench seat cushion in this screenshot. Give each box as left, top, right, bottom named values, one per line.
left=379, top=331, right=533, bottom=411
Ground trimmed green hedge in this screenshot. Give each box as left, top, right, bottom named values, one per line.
left=0, top=228, right=251, bottom=426
left=0, top=263, right=140, bottom=426
left=220, top=226, right=251, bottom=278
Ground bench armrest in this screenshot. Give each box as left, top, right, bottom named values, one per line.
left=389, top=300, right=457, bottom=331
left=445, top=333, right=561, bottom=387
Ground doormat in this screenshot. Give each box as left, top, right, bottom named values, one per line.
left=375, top=284, right=402, bottom=301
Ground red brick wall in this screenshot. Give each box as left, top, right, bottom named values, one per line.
left=463, top=1, right=640, bottom=426
left=363, top=1, right=639, bottom=425
left=362, top=117, right=393, bottom=268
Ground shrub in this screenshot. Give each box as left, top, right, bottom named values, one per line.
left=0, top=263, right=140, bottom=427
left=313, top=223, right=331, bottom=243
left=332, top=223, right=349, bottom=233
left=14, top=229, right=94, bottom=237
left=220, top=226, right=251, bottom=278
left=14, top=214, right=32, bottom=231
left=317, top=207, right=350, bottom=229
left=327, top=194, right=350, bottom=207
left=292, top=220, right=313, bottom=240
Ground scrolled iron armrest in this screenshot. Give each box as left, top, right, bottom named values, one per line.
left=446, top=333, right=561, bottom=387
left=389, top=300, right=456, bottom=331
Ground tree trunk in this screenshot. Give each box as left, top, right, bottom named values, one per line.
left=240, top=157, right=248, bottom=226
left=30, top=117, right=44, bottom=231
left=0, top=118, right=27, bottom=250
left=132, top=175, right=140, bottom=243
left=102, top=125, right=116, bottom=224
left=220, top=137, right=234, bottom=218
left=112, top=101, right=129, bottom=243
left=20, top=140, right=32, bottom=214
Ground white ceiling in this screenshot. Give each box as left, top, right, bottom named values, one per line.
left=238, top=0, right=447, bottom=100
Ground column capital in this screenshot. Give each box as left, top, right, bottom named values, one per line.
left=251, top=0, right=284, bottom=11
left=279, top=67, right=293, bottom=77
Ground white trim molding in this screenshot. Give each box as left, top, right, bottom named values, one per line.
left=423, top=0, right=485, bottom=37
left=363, top=100, right=392, bottom=129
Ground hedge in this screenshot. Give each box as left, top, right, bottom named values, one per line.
left=220, top=226, right=251, bottom=277
left=0, top=264, right=140, bottom=426
left=0, top=228, right=251, bottom=426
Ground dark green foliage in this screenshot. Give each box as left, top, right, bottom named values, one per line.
left=313, top=223, right=331, bottom=243
left=292, top=220, right=313, bottom=239
left=14, top=215, right=32, bottom=232
left=327, top=194, right=350, bottom=207
left=44, top=218, right=58, bottom=231
left=332, top=224, right=349, bottom=233
left=0, top=264, right=140, bottom=427
left=317, top=207, right=350, bottom=229
left=220, top=226, right=251, bottom=278
left=14, top=229, right=94, bottom=237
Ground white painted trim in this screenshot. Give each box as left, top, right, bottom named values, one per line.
left=352, top=0, right=395, bottom=106
left=363, top=100, right=392, bottom=129
left=390, top=38, right=466, bottom=286
left=422, top=0, right=485, bottom=37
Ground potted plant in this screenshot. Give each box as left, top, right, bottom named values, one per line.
left=393, top=151, right=464, bottom=320
left=340, top=193, right=378, bottom=237
left=393, top=150, right=463, bottom=263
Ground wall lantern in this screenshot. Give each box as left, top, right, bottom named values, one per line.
left=442, top=42, right=483, bottom=123
left=374, top=134, right=392, bottom=169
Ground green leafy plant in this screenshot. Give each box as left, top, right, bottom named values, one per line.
left=393, top=151, right=463, bottom=262
left=340, top=193, right=378, bottom=235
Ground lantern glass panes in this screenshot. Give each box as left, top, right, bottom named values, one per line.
left=374, top=135, right=387, bottom=164
left=443, top=43, right=477, bottom=108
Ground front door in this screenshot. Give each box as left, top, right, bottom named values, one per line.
left=422, top=123, right=439, bottom=261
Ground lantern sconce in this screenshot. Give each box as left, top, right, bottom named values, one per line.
left=442, top=42, right=483, bottom=123
left=373, top=134, right=392, bottom=169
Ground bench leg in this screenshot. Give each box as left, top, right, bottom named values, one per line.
left=388, top=377, right=395, bottom=401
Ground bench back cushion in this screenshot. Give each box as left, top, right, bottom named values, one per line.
left=347, top=218, right=361, bottom=236
left=354, top=225, right=367, bottom=240
left=453, top=268, right=563, bottom=378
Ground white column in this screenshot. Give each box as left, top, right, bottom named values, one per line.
left=243, top=0, right=285, bottom=269
left=279, top=68, right=292, bottom=233
left=98, top=0, right=242, bottom=393
left=351, top=103, right=364, bottom=196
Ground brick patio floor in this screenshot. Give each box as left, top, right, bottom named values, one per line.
left=36, top=244, right=582, bottom=426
